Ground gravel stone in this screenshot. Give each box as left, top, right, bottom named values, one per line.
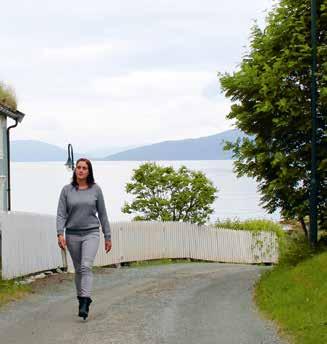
left=0, top=263, right=287, bottom=344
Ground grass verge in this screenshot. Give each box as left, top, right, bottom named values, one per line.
left=0, top=277, right=32, bottom=308
left=255, top=232, right=327, bottom=344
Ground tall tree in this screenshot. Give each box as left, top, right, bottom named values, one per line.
left=122, top=163, right=218, bottom=225
left=219, top=0, right=327, bottom=235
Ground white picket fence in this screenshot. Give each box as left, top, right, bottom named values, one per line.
left=0, top=211, right=279, bottom=279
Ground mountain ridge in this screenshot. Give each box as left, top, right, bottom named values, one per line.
left=103, top=129, right=244, bottom=161
left=11, top=129, right=244, bottom=162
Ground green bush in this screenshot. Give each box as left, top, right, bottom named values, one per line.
left=277, top=231, right=327, bottom=268
left=215, top=218, right=285, bottom=238
left=215, top=218, right=287, bottom=261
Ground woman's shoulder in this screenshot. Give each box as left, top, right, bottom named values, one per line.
left=92, top=183, right=102, bottom=191
left=62, top=184, right=74, bottom=192
left=92, top=183, right=106, bottom=195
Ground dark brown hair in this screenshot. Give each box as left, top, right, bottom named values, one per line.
left=71, top=158, right=95, bottom=189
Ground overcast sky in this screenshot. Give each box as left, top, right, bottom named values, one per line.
left=1, top=0, right=275, bottom=152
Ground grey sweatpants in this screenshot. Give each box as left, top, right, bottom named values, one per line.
left=66, top=231, right=100, bottom=297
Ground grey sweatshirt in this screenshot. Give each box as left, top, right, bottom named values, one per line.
left=56, top=183, right=111, bottom=240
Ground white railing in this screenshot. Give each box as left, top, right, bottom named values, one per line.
left=0, top=211, right=279, bottom=279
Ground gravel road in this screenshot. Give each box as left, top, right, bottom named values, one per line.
left=0, top=262, right=287, bottom=344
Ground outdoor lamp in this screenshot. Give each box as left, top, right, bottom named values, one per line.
left=65, top=143, right=74, bottom=171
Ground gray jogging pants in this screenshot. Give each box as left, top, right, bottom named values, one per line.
left=66, top=231, right=100, bottom=297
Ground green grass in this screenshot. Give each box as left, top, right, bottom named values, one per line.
left=128, top=258, right=200, bottom=268
left=0, top=277, right=32, bottom=307
left=255, top=233, right=327, bottom=344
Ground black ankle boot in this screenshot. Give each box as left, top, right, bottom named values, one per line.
left=86, top=297, right=92, bottom=313
left=78, top=297, right=89, bottom=320
left=77, top=296, right=83, bottom=315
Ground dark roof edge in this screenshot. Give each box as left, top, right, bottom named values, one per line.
left=0, top=103, right=26, bottom=123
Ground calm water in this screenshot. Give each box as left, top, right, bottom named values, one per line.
left=11, top=160, right=279, bottom=223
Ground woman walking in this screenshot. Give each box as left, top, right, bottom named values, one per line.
left=56, top=158, right=112, bottom=320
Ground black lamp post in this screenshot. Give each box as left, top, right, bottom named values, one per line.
left=309, top=0, right=318, bottom=247
left=65, top=144, right=74, bottom=171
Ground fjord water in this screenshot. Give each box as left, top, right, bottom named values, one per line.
left=11, top=160, right=279, bottom=223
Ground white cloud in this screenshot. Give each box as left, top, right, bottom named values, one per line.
left=2, top=0, right=275, bottom=151
left=42, top=44, right=114, bottom=60
left=42, top=40, right=136, bottom=61
left=91, top=71, right=213, bottom=99
left=11, top=69, right=232, bottom=151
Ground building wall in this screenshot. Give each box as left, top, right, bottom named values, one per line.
left=0, top=115, right=7, bottom=211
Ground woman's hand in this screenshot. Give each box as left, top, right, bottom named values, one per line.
left=105, top=240, right=112, bottom=253
left=57, top=234, right=66, bottom=249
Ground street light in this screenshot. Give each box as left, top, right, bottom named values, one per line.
left=309, top=0, right=318, bottom=247
left=65, top=144, right=74, bottom=171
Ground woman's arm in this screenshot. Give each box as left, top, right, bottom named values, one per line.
left=96, top=186, right=112, bottom=241
left=56, top=187, right=68, bottom=237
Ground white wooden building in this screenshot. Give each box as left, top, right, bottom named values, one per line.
left=0, top=103, right=25, bottom=259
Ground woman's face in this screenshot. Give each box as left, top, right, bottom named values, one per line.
left=75, top=161, right=89, bottom=181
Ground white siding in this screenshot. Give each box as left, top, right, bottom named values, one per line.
left=0, top=116, right=4, bottom=159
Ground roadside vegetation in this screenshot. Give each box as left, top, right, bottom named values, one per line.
left=215, top=218, right=285, bottom=237
left=215, top=218, right=287, bottom=257
left=216, top=219, right=327, bottom=343
left=0, top=276, right=31, bottom=308
left=218, top=0, right=327, bottom=340
left=255, top=230, right=327, bottom=344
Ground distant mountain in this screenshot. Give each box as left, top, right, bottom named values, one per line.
left=10, top=141, right=141, bottom=162
left=104, top=129, right=245, bottom=161
left=11, top=140, right=64, bottom=162
left=84, top=145, right=140, bottom=158
left=10, top=140, right=87, bottom=162
left=10, top=129, right=246, bottom=162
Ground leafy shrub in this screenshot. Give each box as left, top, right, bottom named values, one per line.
left=215, top=218, right=285, bottom=238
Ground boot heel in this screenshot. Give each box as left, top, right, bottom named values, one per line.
left=77, top=296, right=83, bottom=316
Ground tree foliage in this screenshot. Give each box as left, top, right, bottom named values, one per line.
left=122, top=163, right=218, bottom=225
left=219, top=0, right=327, bottom=234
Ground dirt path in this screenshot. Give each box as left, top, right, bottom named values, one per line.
left=0, top=263, right=286, bottom=344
